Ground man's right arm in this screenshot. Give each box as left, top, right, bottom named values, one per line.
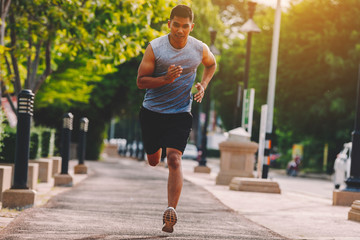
left=137, top=44, right=183, bottom=89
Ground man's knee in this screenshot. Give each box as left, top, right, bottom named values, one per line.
left=147, top=149, right=161, bottom=166
left=167, top=151, right=182, bottom=170
left=148, top=157, right=160, bottom=166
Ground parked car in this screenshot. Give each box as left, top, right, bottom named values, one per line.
left=333, top=142, right=352, bottom=189
left=182, top=143, right=198, bottom=160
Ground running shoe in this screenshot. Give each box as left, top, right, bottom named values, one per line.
left=162, top=207, right=177, bottom=233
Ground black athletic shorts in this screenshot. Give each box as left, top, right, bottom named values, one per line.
left=139, top=106, right=192, bottom=155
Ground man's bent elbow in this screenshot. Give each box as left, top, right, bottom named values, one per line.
left=206, top=62, right=217, bottom=71
left=137, top=77, right=145, bottom=89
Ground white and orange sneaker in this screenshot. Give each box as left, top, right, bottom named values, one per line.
left=162, top=207, right=177, bottom=233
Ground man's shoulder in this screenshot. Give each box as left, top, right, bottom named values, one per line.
left=150, top=35, right=168, bottom=46
left=188, top=35, right=203, bottom=45
left=188, top=36, right=205, bottom=51
left=188, top=36, right=204, bottom=53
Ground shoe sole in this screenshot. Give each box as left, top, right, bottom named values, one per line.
left=162, top=208, right=177, bottom=233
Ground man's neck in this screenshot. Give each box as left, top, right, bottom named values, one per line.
left=168, top=34, right=187, bottom=49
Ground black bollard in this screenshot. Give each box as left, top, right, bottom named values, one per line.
left=129, top=142, right=133, bottom=157
left=135, top=141, right=140, bottom=159
left=78, top=117, right=89, bottom=165
left=125, top=143, right=129, bottom=157
left=74, top=117, right=89, bottom=174
left=61, top=113, right=73, bottom=174
left=2, top=90, right=36, bottom=209
left=139, top=144, right=145, bottom=161
left=122, top=144, right=126, bottom=156
left=12, top=90, right=34, bottom=189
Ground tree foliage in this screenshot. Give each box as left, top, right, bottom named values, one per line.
left=2, top=0, right=181, bottom=96
left=225, top=0, right=360, bottom=169
left=274, top=0, right=360, bottom=169
left=210, top=0, right=360, bottom=170
left=212, top=38, right=245, bottom=130
left=33, top=0, right=191, bottom=159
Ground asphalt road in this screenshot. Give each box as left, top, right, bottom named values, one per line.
left=0, top=157, right=286, bottom=240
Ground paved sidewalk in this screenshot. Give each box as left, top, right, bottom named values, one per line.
left=180, top=159, right=360, bottom=240
left=0, top=160, right=88, bottom=230
left=0, top=157, right=286, bottom=240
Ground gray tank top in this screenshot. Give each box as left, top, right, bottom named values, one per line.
left=142, top=34, right=203, bottom=114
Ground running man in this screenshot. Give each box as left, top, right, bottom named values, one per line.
left=136, top=5, right=217, bottom=233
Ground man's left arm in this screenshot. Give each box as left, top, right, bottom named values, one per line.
left=194, top=43, right=217, bottom=103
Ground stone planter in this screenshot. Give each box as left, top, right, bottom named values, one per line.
left=216, top=140, right=258, bottom=185
left=0, top=163, right=39, bottom=190
left=51, top=156, right=62, bottom=176
left=0, top=166, right=12, bottom=201
left=30, top=158, right=53, bottom=183
left=216, top=127, right=258, bottom=185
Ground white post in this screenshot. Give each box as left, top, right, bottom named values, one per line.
left=266, top=0, right=282, bottom=134
left=241, top=88, right=255, bottom=137
left=241, top=89, right=248, bottom=130
left=263, top=0, right=282, bottom=178
left=248, top=88, right=255, bottom=136
left=241, top=88, right=255, bottom=136
left=257, top=104, right=268, bottom=178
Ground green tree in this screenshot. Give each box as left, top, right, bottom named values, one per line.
left=33, top=0, right=191, bottom=159
left=211, top=0, right=360, bottom=170
left=0, top=0, right=11, bottom=102
left=3, top=0, right=180, bottom=96
left=211, top=0, right=265, bottom=131
left=273, top=0, right=360, bottom=169
left=231, top=0, right=360, bottom=170
left=212, top=38, right=245, bottom=130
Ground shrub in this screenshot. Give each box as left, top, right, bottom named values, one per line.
left=28, top=127, right=56, bottom=159
left=0, top=125, right=16, bottom=163
left=40, top=128, right=55, bottom=157
left=29, top=131, right=40, bottom=160
left=0, top=110, right=6, bottom=154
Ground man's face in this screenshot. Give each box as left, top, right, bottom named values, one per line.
left=168, top=16, right=194, bottom=45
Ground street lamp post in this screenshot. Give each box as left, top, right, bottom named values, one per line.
left=233, top=1, right=260, bottom=128
left=194, top=29, right=219, bottom=173
left=263, top=0, right=282, bottom=179
left=345, top=64, right=360, bottom=192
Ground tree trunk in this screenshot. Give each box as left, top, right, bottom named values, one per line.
left=29, top=41, right=42, bottom=90
left=0, top=0, right=11, bottom=46
left=9, top=10, right=21, bottom=95
left=25, top=25, right=33, bottom=90
left=0, top=0, right=12, bottom=106
left=32, top=39, right=52, bottom=93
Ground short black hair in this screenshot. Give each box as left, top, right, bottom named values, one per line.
left=170, top=5, right=194, bottom=22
